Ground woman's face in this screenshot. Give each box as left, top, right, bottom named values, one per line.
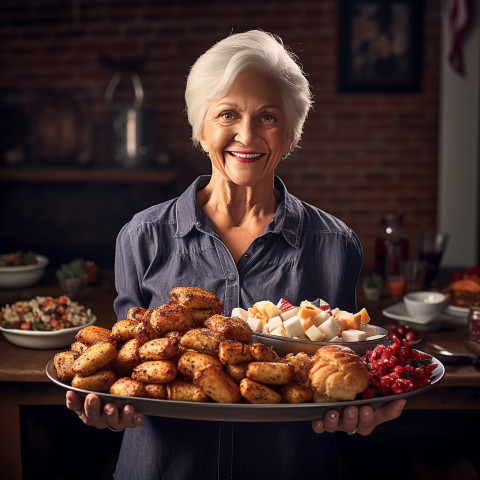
left=199, top=69, right=292, bottom=187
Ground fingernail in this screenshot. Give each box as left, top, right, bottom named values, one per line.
left=347, top=409, right=355, bottom=419
left=329, top=412, right=336, bottom=419
left=105, top=405, right=114, bottom=415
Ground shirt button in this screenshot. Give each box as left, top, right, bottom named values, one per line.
left=195, top=221, right=202, bottom=228
left=228, top=274, right=236, bottom=281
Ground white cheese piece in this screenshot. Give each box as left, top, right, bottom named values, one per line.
left=231, top=307, right=249, bottom=321
left=267, top=315, right=283, bottom=331
left=318, top=317, right=341, bottom=341
left=262, top=322, right=270, bottom=333
left=329, top=335, right=342, bottom=342
left=283, top=316, right=304, bottom=338
left=305, top=325, right=326, bottom=342
left=313, top=310, right=331, bottom=326
left=342, top=329, right=367, bottom=342
left=270, top=326, right=289, bottom=337
left=279, top=307, right=299, bottom=322
left=246, top=316, right=263, bottom=333
left=359, top=324, right=377, bottom=337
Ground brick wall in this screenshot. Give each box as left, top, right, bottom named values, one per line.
left=0, top=0, right=441, bottom=269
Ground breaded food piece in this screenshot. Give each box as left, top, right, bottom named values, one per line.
left=177, top=350, right=223, bottom=379
left=126, top=306, right=147, bottom=321
left=70, top=341, right=87, bottom=355
left=146, top=301, right=194, bottom=335
left=169, top=286, right=223, bottom=311
left=111, top=319, right=140, bottom=342
left=131, top=321, right=159, bottom=344
left=75, top=325, right=112, bottom=346
left=246, top=361, right=293, bottom=385
left=279, top=383, right=313, bottom=404
left=71, top=369, right=116, bottom=392
left=167, top=378, right=209, bottom=402
left=193, top=366, right=241, bottom=403
left=283, top=352, right=315, bottom=385
left=249, top=341, right=279, bottom=362
left=144, top=383, right=167, bottom=399
left=110, top=377, right=147, bottom=397
left=224, top=363, right=248, bottom=383
left=179, top=328, right=224, bottom=356
left=72, top=341, right=118, bottom=376
left=218, top=340, right=253, bottom=365
left=239, top=378, right=282, bottom=404
left=131, top=360, right=178, bottom=384
left=54, top=350, right=79, bottom=382
left=309, top=344, right=369, bottom=402
left=204, top=315, right=252, bottom=343
left=111, top=338, right=141, bottom=376
left=139, top=337, right=179, bottom=361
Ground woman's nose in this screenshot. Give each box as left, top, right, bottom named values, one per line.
left=235, top=118, right=256, bottom=145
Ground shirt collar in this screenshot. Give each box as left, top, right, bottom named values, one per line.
left=174, top=175, right=303, bottom=249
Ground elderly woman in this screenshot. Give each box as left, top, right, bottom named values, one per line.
left=67, top=30, right=405, bottom=479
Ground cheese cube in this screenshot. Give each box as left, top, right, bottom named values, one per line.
left=262, top=323, right=270, bottom=333
left=246, top=316, right=263, bottom=333
left=280, top=307, right=299, bottom=322
left=329, top=335, right=342, bottom=342
left=359, top=323, right=377, bottom=337
left=318, top=317, right=341, bottom=341
left=231, top=307, right=249, bottom=321
left=270, top=326, right=289, bottom=337
left=342, top=329, right=367, bottom=342
left=313, top=310, right=330, bottom=326
left=283, top=316, right=304, bottom=338
left=267, top=315, right=283, bottom=331
left=305, top=325, right=326, bottom=342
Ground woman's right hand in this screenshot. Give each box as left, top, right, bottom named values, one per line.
left=66, top=390, right=144, bottom=431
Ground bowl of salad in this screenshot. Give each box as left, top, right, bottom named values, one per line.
left=0, top=252, right=49, bottom=289
left=0, top=295, right=96, bottom=349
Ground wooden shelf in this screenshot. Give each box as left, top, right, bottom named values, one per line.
left=0, top=167, right=176, bottom=184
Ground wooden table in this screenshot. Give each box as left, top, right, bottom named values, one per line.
left=1, top=271, right=479, bottom=479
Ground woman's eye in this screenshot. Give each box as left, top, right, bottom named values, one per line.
left=220, top=112, right=234, bottom=120
left=262, top=114, right=275, bottom=123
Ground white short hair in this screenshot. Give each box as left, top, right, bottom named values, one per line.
left=185, top=30, right=313, bottom=153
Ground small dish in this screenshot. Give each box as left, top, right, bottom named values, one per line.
left=252, top=325, right=389, bottom=356
left=403, top=291, right=446, bottom=321
left=0, top=254, right=49, bottom=288
left=444, top=305, right=469, bottom=318
left=0, top=315, right=96, bottom=349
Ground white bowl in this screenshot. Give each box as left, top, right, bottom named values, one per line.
left=0, top=315, right=96, bottom=349
left=252, top=325, right=389, bottom=356
left=403, top=291, right=446, bottom=321
left=0, top=254, right=49, bottom=288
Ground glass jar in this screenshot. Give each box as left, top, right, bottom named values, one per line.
left=374, top=213, right=409, bottom=281
left=468, top=306, right=480, bottom=342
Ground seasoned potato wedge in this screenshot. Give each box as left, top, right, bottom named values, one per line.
left=71, top=369, right=116, bottom=392
left=111, top=338, right=141, bottom=376
left=249, top=342, right=279, bottom=362
left=239, top=378, right=282, bottom=404
left=144, top=383, right=167, bottom=399
left=75, top=325, right=112, bottom=346
left=246, top=362, right=293, bottom=385
left=169, top=286, right=223, bottom=311
left=111, top=319, right=139, bottom=342
left=167, top=378, right=209, bottom=402
left=131, top=360, right=178, bottom=384
left=193, top=366, right=241, bottom=403
left=72, top=341, right=118, bottom=376
left=204, top=315, right=252, bottom=343
left=54, top=350, right=79, bottom=382
left=177, top=350, right=223, bottom=379
left=110, top=377, right=147, bottom=397
left=139, top=337, right=179, bottom=361
left=131, top=321, right=159, bottom=344
left=279, top=383, right=313, bottom=403
left=180, top=328, right=224, bottom=356
left=70, top=342, right=87, bottom=355
left=224, top=363, right=248, bottom=383
left=218, top=340, right=253, bottom=365
left=126, top=306, right=147, bottom=322
left=147, top=301, right=194, bottom=335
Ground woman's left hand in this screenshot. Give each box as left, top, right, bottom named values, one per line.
left=311, top=399, right=406, bottom=436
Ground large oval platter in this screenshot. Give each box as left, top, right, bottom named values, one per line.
left=46, top=355, right=445, bottom=423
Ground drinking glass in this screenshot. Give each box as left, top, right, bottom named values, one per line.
left=418, top=231, right=449, bottom=287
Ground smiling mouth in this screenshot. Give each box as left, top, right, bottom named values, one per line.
left=228, top=152, right=264, bottom=163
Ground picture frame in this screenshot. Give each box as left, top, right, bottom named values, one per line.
left=338, top=0, right=424, bottom=93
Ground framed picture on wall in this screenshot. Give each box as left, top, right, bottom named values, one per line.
left=338, top=0, right=424, bottom=93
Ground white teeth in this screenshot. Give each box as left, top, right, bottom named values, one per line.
left=231, top=152, right=262, bottom=159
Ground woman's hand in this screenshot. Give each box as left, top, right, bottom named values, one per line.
left=66, top=390, right=145, bottom=431
left=311, top=399, right=406, bottom=436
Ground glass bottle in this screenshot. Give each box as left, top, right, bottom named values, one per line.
left=374, top=213, right=409, bottom=282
